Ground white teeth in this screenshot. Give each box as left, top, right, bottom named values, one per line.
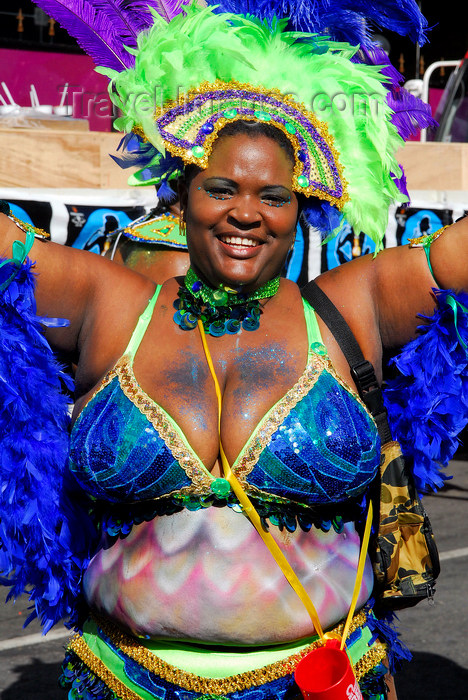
left=220, top=236, right=258, bottom=247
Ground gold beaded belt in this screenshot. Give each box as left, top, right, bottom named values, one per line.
left=67, top=610, right=387, bottom=700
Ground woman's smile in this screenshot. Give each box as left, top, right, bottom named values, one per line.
left=219, top=235, right=260, bottom=248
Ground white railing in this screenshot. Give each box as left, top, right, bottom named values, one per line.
left=420, top=59, right=461, bottom=142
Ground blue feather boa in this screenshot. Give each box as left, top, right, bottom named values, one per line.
left=0, top=258, right=98, bottom=633
left=384, top=289, right=468, bottom=493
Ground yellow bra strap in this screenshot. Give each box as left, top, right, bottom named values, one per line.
left=197, top=320, right=372, bottom=649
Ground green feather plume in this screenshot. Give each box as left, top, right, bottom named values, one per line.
left=99, top=2, right=406, bottom=248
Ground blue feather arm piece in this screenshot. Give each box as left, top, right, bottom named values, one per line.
left=384, top=288, right=468, bottom=494
left=0, top=257, right=99, bottom=633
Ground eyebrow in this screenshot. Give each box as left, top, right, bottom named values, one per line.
left=204, top=177, right=292, bottom=195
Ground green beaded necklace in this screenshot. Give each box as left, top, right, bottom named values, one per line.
left=173, top=268, right=280, bottom=336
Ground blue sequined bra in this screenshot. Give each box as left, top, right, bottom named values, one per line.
left=69, top=286, right=380, bottom=530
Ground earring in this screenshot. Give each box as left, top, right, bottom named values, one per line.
left=179, top=210, right=186, bottom=237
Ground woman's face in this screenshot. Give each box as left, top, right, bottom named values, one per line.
left=182, top=132, right=298, bottom=292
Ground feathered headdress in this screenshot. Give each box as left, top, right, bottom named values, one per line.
left=31, top=0, right=435, bottom=247
left=97, top=4, right=407, bottom=248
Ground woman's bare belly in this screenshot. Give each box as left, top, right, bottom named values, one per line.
left=83, top=506, right=373, bottom=645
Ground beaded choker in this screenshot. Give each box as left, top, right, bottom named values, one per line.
left=173, top=268, right=280, bottom=336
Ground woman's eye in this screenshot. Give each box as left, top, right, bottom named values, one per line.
left=205, top=188, right=233, bottom=200
left=261, top=195, right=290, bottom=207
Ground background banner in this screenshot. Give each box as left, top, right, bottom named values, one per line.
left=1, top=187, right=466, bottom=280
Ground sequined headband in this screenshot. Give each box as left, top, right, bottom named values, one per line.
left=135, top=80, right=348, bottom=209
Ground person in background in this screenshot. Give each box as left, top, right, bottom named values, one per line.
left=103, top=198, right=190, bottom=282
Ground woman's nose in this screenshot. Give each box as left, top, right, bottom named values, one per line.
left=228, top=196, right=261, bottom=228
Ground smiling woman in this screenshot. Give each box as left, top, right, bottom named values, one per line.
left=0, top=3, right=465, bottom=700
left=183, top=130, right=298, bottom=293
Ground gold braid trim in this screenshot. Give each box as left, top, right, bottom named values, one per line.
left=408, top=225, right=449, bottom=248
left=354, top=641, right=388, bottom=680
left=69, top=635, right=143, bottom=700
left=67, top=610, right=381, bottom=696
left=8, top=212, right=50, bottom=240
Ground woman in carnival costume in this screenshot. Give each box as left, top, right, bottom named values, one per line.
left=102, top=0, right=430, bottom=287
left=102, top=196, right=190, bottom=283
left=1, top=2, right=467, bottom=699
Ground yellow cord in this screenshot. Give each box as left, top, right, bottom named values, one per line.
left=197, top=320, right=372, bottom=648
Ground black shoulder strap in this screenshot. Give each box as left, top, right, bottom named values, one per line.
left=301, top=279, right=393, bottom=444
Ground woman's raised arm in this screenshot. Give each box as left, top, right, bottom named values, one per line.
left=0, top=211, right=155, bottom=362
left=316, top=217, right=468, bottom=355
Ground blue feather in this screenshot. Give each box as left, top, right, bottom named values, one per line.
left=302, top=200, right=344, bottom=239
left=110, top=133, right=183, bottom=184
left=0, top=258, right=98, bottom=632
left=156, top=180, right=178, bottom=203
left=384, top=289, right=468, bottom=493
left=208, top=0, right=428, bottom=45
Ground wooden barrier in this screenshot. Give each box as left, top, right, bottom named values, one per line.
left=1, top=127, right=468, bottom=193
left=0, top=128, right=127, bottom=189
left=397, top=142, right=468, bottom=192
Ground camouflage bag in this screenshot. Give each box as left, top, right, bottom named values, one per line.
left=371, top=440, right=440, bottom=609
left=301, top=280, right=440, bottom=610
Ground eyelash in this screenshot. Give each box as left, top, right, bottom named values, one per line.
left=198, top=187, right=291, bottom=207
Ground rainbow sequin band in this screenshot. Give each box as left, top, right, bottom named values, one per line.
left=140, top=80, right=348, bottom=206
left=61, top=609, right=389, bottom=700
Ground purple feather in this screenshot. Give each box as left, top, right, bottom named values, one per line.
left=388, top=86, right=438, bottom=139
left=354, top=45, right=437, bottom=140
left=31, top=0, right=140, bottom=70
left=391, top=169, right=409, bottom=202
left=357, top=44, right=402, bottom=88
left=30, top=0, right=188, bottom=71
left=152, top=0, right=187, bottom=22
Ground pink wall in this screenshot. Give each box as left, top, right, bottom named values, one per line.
left=0, top=48, right=113, bottom=131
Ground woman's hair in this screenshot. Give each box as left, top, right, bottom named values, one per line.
left=184, top=119, right=295, bottom=185
left=216, top=120, right=295, bottom=165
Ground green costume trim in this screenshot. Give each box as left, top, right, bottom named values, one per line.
left=121, top=212, right=187, bottom=249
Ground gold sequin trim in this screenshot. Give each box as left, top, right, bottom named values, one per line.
left=354, top=641, right=388, bottom=680
left=134, top=79, right=349, bottom=207
left=69, top=635, right=142, bottom=700
left=409, top=225, right=449, bottom=248
left=69, top=609, right=375, bottom=696
left=8, top=212, right=50, bottom=240
left=115, top=357, right=214, bottom=495
left=235, top=355, right=325, bottom=482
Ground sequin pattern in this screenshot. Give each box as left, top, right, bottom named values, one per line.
left=69, top=349, right=380, bottom=508
left=69, top=357, right=213, bottom=502
left=236, top=354, right=380, bottom=503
